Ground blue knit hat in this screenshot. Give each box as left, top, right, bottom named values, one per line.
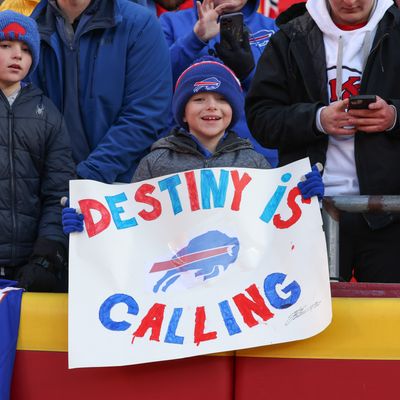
left=173, top=56, right=243, bottom=129
left=0, top=11, right=40, bottom=76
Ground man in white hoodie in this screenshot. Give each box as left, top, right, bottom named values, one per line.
left=245, top=0, right=400, bottom=283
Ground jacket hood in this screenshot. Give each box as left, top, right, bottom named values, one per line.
left=306, top=0, right=392, bottom=36
left=275, top=2, right=307, bottom=26
left=306, top=0, right=392, bottom=102
left=9, top=83, right=44, bottom=104
left=279, top=1, right=399, bottom=37
left=152, top=128, right=254, bottom=154
left=0, top=84, right=43, bottom=110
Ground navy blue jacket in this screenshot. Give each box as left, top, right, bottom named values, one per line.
left=0, top=85, right=75, bottom=266
left=31, top=0, right=173, bottom=183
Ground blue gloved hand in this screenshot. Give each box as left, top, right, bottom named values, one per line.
left=62, top=204, right=84, bottom=235
left=297, top=163, right=324, bottom=200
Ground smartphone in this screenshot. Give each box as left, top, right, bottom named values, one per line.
left=348, top=95, right=376, bottom=110
left=219, top=12, right=244, bottom=47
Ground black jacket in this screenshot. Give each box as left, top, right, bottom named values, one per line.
left=246, top=5, right=400, bottom=197
left=0, top=84, right=75, bottom=266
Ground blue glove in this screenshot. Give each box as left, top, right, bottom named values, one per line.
left=62, top=207, right=84, bottom=235
left=297, top=163, right=324, bottom=200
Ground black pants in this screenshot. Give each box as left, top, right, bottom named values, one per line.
left=339, top=212, right=400, bottom=283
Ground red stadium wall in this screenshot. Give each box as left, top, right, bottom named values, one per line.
left=12, top=352, right=234, bottom=400
left=11, top=283, right=400, bottom=399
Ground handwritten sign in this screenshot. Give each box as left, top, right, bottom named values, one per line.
left=68, top=158, right=331, bottom=368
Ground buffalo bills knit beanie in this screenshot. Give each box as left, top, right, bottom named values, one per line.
left=0, top=11, right=40, bottom=75
left=173, top=56, right=243, bottom=129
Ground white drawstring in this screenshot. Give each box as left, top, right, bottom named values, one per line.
left=335, top=35, right=343, bottom=101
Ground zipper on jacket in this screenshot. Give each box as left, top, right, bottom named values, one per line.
left=39, top=41, right=64, bottom=111
left=8, top=109, right=17, bottom=264
left=76, top=45, right=89, bottom=131
left=362, top=32, right=389, bottom=85
left=90, top=39, right=101, bottom=98
left=367, top=32, right=389, bottom=61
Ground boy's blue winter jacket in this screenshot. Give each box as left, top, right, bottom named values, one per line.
left=160, top=0, right=279, bottom=166
left=31, top=0, right=172, bottom=183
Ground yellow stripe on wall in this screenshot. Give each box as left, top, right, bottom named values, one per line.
left=17, top=294, right=400, bottom=360
left=17, top=293, right=68, bottom=352
left=238, top=298, right=400, bottom=360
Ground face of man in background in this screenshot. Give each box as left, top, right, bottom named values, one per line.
left=214, top=0, right=248, bottom=13
left=328, top=0, right=375, bottom=25
left=56, top=0, right=91, bottom=21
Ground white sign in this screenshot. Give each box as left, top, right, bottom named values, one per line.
left=68, top=158, right=332, bottom=368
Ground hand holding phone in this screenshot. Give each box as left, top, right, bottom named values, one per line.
left=215, top=13, right=254, bottom=80
left=348, top=95, right=377, bottom=110
left=219, top=12, right=244, bottom=48
left=347, top=95, right=396, bottom=133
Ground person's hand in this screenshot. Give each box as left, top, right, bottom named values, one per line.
left=61, top=197, right=84, bottom=235
left=320, top=99, right=356, bottom=136
left=16, top=261, right=61, bottom=292
left=16, top=238, right=68, bottom=292
left=347, top=95, right=396, bottom=132
left=215, top=30, right=255, bottom=80
left=62, top=207, right=84, bottom=235
left=194, top=0, right=227, bottom=42
left=297, top=163, right=324, bottom=200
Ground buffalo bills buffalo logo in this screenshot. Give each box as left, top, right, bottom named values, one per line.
left=150, top=230, right=239, bottom=293
left=193, top=77, right=221, bottom=93
left=249, top=29, right=274, bottom=47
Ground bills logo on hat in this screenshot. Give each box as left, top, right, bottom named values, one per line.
left=2, top=22, right=26, bottom=39
left=0, top=11, right=41, bottom=75
left=193, top=77, right=221, bottom=93
left=249, top=29, right=274, bottom=47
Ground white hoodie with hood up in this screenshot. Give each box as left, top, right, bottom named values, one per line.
left=306, top=0, right=393, bottom=196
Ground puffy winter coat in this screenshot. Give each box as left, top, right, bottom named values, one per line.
left=0, top=85, right=75, bottom=267
left=133, top=128, right=270, bottom=182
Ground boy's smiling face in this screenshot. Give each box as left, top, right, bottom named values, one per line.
left=0, top=40, right=32, bottom=95
left=183, top=91, right=233, bottom=152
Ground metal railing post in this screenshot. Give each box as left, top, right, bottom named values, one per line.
left=322, top=198, right=340, bottom=281
left=321, top=195, right=400, bottom=281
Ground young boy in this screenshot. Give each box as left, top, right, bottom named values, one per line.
left=62, top=57, right=323, bottom=234
left=0, top=11, right=75, bottom=292
left=133, top=57, right=271, bottom=182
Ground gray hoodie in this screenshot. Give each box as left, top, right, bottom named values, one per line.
left=133, top=128, right=270, bottom=182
